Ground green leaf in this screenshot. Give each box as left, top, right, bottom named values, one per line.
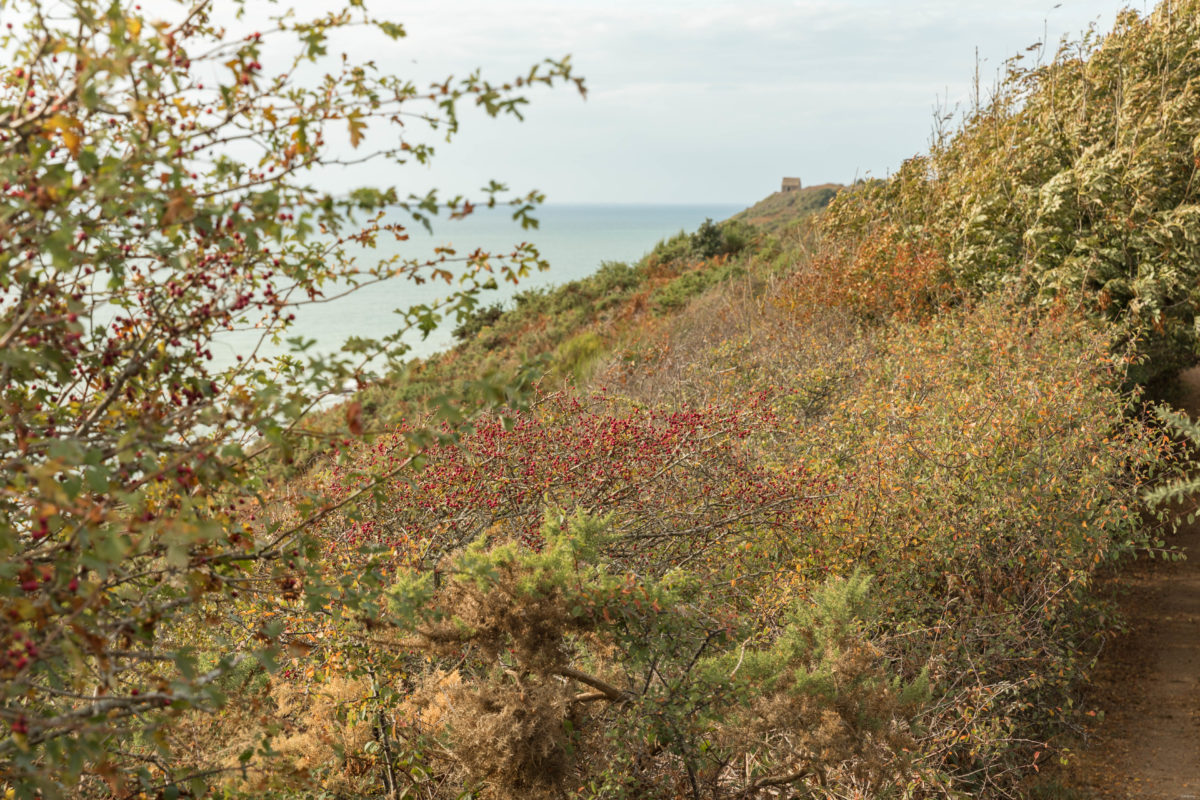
left=85, top=467, right=109, bottom=493
left=377, top=21, right=405, bottom=39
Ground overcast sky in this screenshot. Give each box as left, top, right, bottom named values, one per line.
left=301, top=1, right=1144, bottom=205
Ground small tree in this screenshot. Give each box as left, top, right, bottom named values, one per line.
left=0, top=1, right=582, bottom=795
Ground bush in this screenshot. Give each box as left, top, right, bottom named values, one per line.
left=780, top=220, right=952, bottom=323
left=0, top=2, right=581, bottom=794
left=691, top=217, right=757, bottom=260
left=649, top=229, right=694, bottom=265
left=593, top=260, right=642, bottom=292
left=691, top=217, right=726, bottom=258
left=452, top=301, right=506, bottom=342
left=819, top=2, right=1200, bottom=381
left=651, top=259, right=746, bottom=314
left=553, top=331, right=607, bottom=381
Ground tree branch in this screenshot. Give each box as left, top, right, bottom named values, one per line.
left=556, top=665, right=634, bottom=704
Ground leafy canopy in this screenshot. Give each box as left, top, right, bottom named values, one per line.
left=0, top=0, right=581, bottom=794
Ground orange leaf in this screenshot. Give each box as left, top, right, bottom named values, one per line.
left=347, top=110, right=366, bottom=149
left=162, top=189, right=195, bottom=225
left=345, top=401, right=364, bottom=436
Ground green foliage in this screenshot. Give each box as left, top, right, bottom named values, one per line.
left=0, top=2, right=582, bottom=795
left=648, top=229, right=694, bottom=264
left=650, top=259, right=746, bottom=314
left=821, top=3, right=1200, bottom=382
left=367, top=514, right=925, bottom=800
left=554, top=331, right=607, bottom=381
left=592, top=259, right=643, bottom=295
left=731, top=184, right=843, bottom=234
left=651, top=218, right=757, bottom=265
left=1143, top=405, right=1200, bottom=514
left=451, top=302, right=505, bottom=342
left=690, top=218, right=726, bottom=259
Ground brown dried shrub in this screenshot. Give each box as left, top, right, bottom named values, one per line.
left=440, top=678, right=574, bottom=800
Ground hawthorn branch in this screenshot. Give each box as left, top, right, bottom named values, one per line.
left=556, top=665, right=634, bottom=704
left=737, top=767, right=812, bottom=797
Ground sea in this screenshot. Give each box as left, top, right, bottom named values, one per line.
left=211, top=203, right=743, bottom=369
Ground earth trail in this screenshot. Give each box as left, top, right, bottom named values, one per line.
left=1066, top=367, right=1200, bottom=798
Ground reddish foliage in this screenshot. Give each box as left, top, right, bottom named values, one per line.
left=783, top=223, right=950, bottom=322
left=325, top=392, right=826, bottom=581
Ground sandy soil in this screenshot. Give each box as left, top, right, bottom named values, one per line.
left=1065, top=367, right=1200, bottom=798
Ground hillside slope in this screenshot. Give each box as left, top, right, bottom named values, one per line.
left=152, top=4, right=1200, bottom=799
left=731, top=183, right=842, bottom=233
left=238, top=199, right=1165, bottom=799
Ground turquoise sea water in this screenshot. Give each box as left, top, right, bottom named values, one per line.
left=212, top=203, right=742, bottom=367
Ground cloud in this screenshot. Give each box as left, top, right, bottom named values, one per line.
left=227, top=0, right=1135, bottom=202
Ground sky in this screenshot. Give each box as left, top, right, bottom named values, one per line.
left=190, top=0, right=1147, bottom=206
left=351, top=0, right=1140, bottom=205
left=1, top=1, right=1150, bottom=204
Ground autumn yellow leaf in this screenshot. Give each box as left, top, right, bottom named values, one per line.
left=43, top=114, right=83, bottom=157
left=347, top=109, right=367, bottom=148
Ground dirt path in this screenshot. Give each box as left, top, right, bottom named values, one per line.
left=1066, top=367, right=1200, bottom=798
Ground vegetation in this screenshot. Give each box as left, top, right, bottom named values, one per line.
left=731, top=183, right=842, bottom=234
left=4, top=1, right=1200, bottom=799
left=357, top=215, right=767, bottom=422
left=0, top=0, right=582, bottom=795
left=822, top=3, right=1200, bottom=384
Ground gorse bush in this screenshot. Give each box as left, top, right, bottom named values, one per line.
left=451, top=302, right=505, bottom=342
left=651, top=217, right=757, bottom=265
left=230, top=513, right=928, bottom=799
left=650, top=257, right=746, bottom=315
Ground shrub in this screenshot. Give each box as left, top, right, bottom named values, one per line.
left=553, top=331, right=607, bottom=381
left=593, top=260, right=642, bottom=293
left=691, top=217, right=757, bottom=259
left=651, top=259, right=746, bottom=314
left=779, top=220, right=951, bottom=323
left=0, top=2, right=581, bottom=794
left=691, top=217, right=727, bottom=259
left=649, top=229, right=694, bottom=265
left=819, top=2, right=1200, bottom=381
left=452, top=302, right=506, bottom=342
left=254, top=514, right=926, bottom=799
